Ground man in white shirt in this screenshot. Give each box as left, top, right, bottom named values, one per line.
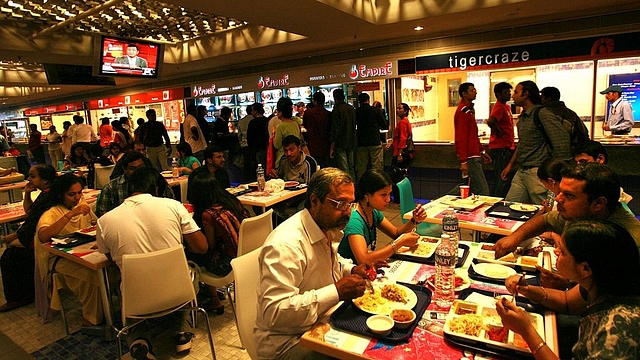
left=600, top=85, right=634, bottom=135
left=183, top=105, right=207, bottom=163
left=70, top=115, right=97, bottom=151
left=255, top=167, right=370, bottom=360
left=96, top=166, right=207, bottom=357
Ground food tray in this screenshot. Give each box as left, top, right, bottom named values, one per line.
left=484, top=201, right=539, bottom=221
left=439, top=196, right=485, bottom=211
left=468, top=259, right=540, bottom=286
left=51, top=233, right=95, bottom=248
left=330, top=282, right=431, bottom=342
left=392, top=243, right=469, bottom=268
left=474, top=243, right=542, bottom=272
left=443, top=289, right=545, bottom=358
left=225, top=187, right=253, bottom=196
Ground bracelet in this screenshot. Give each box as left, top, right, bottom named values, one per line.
left=410, top=217, right=419, bottom=225
left=531, top=287, right=548, bottom=304
left=390, top=240, right=398, bottom=254
left=531, top=341, right=547, bottom=355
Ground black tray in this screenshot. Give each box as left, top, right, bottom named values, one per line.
left=329, top=282, right=431, bottom=342
left=51, top=233, right=95, bottom=248
left=443, top=288, right=544, bottom=358
left=484, top=201, right=539, bottom=221
left=392, top=243, right=470, bottom=268
left=468, top=259, right=540, bottom=286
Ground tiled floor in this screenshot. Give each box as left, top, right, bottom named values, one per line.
left=0, top=202, right=425, bottom=360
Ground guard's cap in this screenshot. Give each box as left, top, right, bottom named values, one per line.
left=600, top=85, right=623, bottom=94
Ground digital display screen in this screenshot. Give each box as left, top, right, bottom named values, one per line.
left=98, top=35, right=162, bottom=78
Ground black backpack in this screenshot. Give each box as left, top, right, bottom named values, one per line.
left=532, top=102, right=589, bottom=150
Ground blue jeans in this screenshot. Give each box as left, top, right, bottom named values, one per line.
left=467, top=157, right=489, bottom=196
left=334, top=147, right=355, bottom=179
left=488, top=148, right=514, bottom=198
left=505, top=167, right=547, bottom=204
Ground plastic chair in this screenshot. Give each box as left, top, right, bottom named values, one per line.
left=94, top=164, right=114, bottom=189
left=397, top=177, right=441, bottom=236
left=199, top=209, right=273, bottom=346
left=230, top=248, right=261, bottom=359
left=115, top=246, right=216, bottom=360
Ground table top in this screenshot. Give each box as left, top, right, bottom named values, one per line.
left=300, top=241, right=558, bottom=359
left=165, top=175, right=188, bottom=187
left=0, top=180, right=28, bottom=191
left=41, top=240, right=110, bottom=271
left=403, top=195, right=527, bottom=236
left=237, top=187, right=307, bottom=208
left=0, top=188, right=101, bottom=225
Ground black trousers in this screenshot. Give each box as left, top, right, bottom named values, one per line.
left=0, top=247, right=35, bottom=303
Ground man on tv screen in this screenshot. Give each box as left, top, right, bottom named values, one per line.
left=113, top=43, right=148, bottom=69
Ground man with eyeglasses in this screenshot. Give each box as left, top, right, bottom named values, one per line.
left=96, top=151, right=174, bottom=217
left=255, top=167, right=375, bottom=360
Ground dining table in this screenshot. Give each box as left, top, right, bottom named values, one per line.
left=299, top=241, right=559, bottom=359
left=403, top=195, right=540, bottom=240
left=0, top=179, right=28, bottom=203
left=165, top=175, right=189, bottom=203
left=236, top=186, right=307, bottom=213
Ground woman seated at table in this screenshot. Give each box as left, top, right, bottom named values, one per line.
left=186, top=172, right=249, bottom=314
left=35, top=174, right=102, bottom=326
left=496, top=220, right=640, bottom=359
left=175, top=142, right=200, bottom=175
left=107, top=142, right=123, bottom=164
left=63, top=144, right=91, bottom=170
left=0, top=164, right=56, bottom=312
left=338, top=169, right=425, bottom=264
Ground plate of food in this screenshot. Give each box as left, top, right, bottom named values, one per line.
left=471, top=263, right=516, bottom=280
left=426, top=269, right=471, bottom=292
left=509, top=204, right=538, bottom=212
left=247, top=182, right=259, bottom=188
left=474, top=244, right=543, bottom=271
left=75, top=226, right=97, bottom=237
left=284, top=181, right=299, bottom=188
left=352, top=283, right=417, bottom=315
left=396, top=236, right=440, bottom=258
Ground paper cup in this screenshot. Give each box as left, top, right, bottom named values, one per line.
left=460, top=185, right=470, bottom=199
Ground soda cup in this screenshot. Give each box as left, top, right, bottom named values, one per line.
left=460, top=185, right=470, bottom=199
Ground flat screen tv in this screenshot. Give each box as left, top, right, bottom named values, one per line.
left=97, top=35, right=163, bottom=78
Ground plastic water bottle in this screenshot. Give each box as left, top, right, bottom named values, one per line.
left=442, top=207, right=459, bottom=257
left=171, top=158, right=179, bottom=178
left=434, top=233, right=456, bottom=309
left=545, top=190, right=556, bottom=212
left=256, top=164, right=266, bottom=192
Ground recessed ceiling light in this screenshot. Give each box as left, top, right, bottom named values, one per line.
left=414, top=26, right=424, bottom=31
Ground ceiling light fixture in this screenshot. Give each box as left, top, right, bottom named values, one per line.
left=414, top=26, right=424, bottom=31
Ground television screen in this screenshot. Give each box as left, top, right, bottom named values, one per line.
left=98, top=35, right=163, bottom=78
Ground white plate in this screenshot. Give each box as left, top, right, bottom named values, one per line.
left=396, top=237, right=440, bottom=258
left=509, top=204, right=538, bottom=212
left=75, top=226, right=97, bottom=237
left=472, top=263, right=516, bottom=280
left=352, top=283, right=418, bottom=315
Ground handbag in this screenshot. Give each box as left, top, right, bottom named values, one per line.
left=404, top=134, right=415, bottom=156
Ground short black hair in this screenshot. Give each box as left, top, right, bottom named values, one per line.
left=220, top=107, right=232, bottom=117
left=176, top=142, right=193, bottom=156
left=128, top=166, right=166, bottom=196
left=313, top=91, right=325, bottom=105
left=127, top=43, right=139, bottom=50
left=276, top=97, right=293, bottom=118
left=252, top=103, right=264, bottom=115
left=518, top=80, right=541, bottom=105
left=537, top=158, right=568, bottom=183
left=572, top=140, right=608, bottom=163
left=358, top=93, right=370, bottom=103
left=282, top=135, right=301, bottom=147
left=357, top=169, right=392, bottom=200
left=561, top=163, right=620, bottom=212
left=204, top=145, right=224, bottom=160
left=121, top=151, right=145, bottom=168
left=540, top=87, right=561, bottom=101
left=458, top=82, right=474, bottom=97
left=187, top=104, right=196, bottom=115
left=146, top=109, right=156, bottom=118
left=493, top=82, right=512, bottom=94
left=246, top=104, right=253, bottom=114
left=333, top=89, right=345, bottom=101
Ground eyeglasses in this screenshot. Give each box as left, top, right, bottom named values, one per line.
left=325, top=197, right=357, bottom=211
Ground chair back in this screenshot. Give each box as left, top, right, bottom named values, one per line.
left=94, top=164, right=115, bottom=189
left=120, top=246, right=196, bottom=324
left=397, top=177, right=415, bottom=224
left=231, top=248, right=261, bottom=359
left=237, top=209, right=273, bottom=256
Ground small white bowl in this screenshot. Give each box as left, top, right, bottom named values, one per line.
left=366, top=315, right=394, bottom=336
left=391, top=309, right=416, bottom=329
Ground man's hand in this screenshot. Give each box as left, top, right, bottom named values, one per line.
left=329, top=148, right=335, bottom=159
left=482, top=152, right=492, bottom=164
left=494, top=235, right=519, bottom=259
left=336, top=274, right=367, bottom=301
left=352, top=261, right=390, bottom=279
left=460, top=162, right=468, bottom=173
left=500, top=163, right=513, bottom=181
left=536, top=266, right=572, bottom=290
left=268, top=169, right=279, bottom=178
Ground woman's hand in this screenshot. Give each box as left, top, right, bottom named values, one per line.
left=68, top=204, right=91, bottom=218
left=536, top=266, right=571, bottom=290
left=24, top=182, right=36, bottom=193
left=412, top=205, right=427, bottom=223
left=496, top=297, right=536, bottom=335
left=397, top=232, right=419, bottom=248
left=504, top=274, right=530, bottom=297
